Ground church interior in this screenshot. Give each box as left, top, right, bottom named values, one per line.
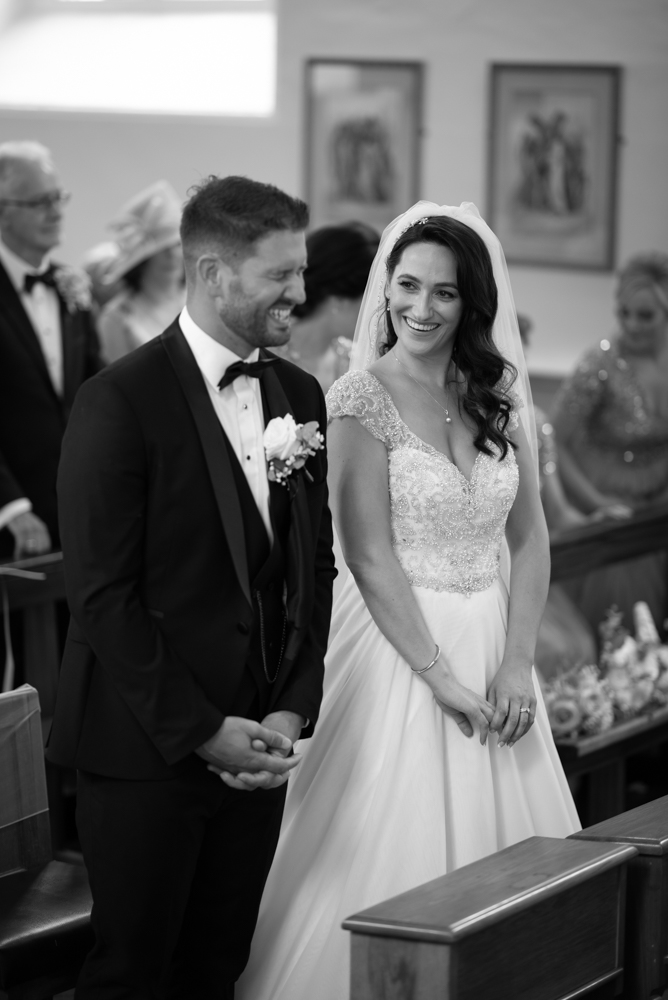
left=0, top=0, right=667, bottom=997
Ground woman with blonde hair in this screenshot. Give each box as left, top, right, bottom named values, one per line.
left=554, top=252, right=668, bottom=637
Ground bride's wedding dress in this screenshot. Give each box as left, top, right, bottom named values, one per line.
left=237, top=370, right=580, bottom=1000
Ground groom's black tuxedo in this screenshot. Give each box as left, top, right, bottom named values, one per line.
left=47, top=319, right=335, bottom=997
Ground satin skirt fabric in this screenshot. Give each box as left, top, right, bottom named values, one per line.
left=237, top=572, right=581, bottom=1000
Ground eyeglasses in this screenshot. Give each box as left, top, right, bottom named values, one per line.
left=0, top=190, right=71, bottom=211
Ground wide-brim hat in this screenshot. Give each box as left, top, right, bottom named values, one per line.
left=80, top=241, right=123, bottom=286
left=103, top=180, right=182, bottom=284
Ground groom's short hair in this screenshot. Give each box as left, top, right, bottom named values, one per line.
left=181, top=175, right=309, bottom=274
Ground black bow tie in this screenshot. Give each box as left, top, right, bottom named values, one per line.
left=218, top=357, right=279, bottom=391
left=23, top=265, right=57, bottom=295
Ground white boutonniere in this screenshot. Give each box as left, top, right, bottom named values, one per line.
left=263, top=414, right=324, bottom=489
left=54, top=265, right=93, bottom=313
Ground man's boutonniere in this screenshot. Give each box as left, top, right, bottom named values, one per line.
left=54, top=265, right=93, bottom=313
left=264, top=414, right=324, bottom=489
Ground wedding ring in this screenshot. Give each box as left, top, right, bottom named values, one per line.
left=519, top=707, right=530, bottom=713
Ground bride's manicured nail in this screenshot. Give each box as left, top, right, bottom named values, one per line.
left=498, top=740, right=505, bottom=748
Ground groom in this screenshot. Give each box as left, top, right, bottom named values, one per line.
left=46, top=176, right=336, bottom=998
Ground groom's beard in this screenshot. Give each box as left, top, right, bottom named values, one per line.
left=217, top=283, right=294, bottom=350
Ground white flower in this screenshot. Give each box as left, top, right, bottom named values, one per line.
left=606, top=635, right=637, bottom=672
left=263, top=414, right=299, bottom=462
left=54, top=265, right=92, bottom=313
left=634, top=601, right=660, bottom=649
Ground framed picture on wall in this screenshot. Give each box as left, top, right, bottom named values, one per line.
left=305, top=59, right=423, bottom=233
left=487, top=64, right=621, bottom=270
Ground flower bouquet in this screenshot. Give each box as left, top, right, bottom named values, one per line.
left=544, top=602, right=668, bottom=740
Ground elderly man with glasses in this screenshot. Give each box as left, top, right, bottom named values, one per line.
left=0, top=141, right=102, bottom=570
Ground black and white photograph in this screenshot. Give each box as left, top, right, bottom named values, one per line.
left=0, top=1, right=666, bottom=999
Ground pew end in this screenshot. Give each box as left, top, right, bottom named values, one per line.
left=343, top=835, right=636, bottom=1000
left=571, top=795, right=668, bottom=1000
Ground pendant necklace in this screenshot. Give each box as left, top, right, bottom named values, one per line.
left=394, top=352, right=452, bottom=424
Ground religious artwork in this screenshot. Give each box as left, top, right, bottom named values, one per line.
left=488, top=65, right=621, bottom=270
left=305, top=60, right=423, bottom=231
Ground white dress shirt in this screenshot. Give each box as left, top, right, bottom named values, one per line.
left=179, top=306, right=273, bottom=543
left=0, top=238, right=63, bottom=395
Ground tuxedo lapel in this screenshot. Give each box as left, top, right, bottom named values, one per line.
left=260, top=360, right=314, bottom=660
left=60, top=300, right=80, bottom=409
left=0, top=261, right=57, bottom=399
left=162, top=323, right=252, bottom=609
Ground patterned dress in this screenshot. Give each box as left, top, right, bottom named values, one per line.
left=554, top=339, right=668, bottom=638
left=237, top=371, right=579, bottom=1000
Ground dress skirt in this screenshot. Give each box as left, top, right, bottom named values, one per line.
left=236, top=571, right=580, bottom=1000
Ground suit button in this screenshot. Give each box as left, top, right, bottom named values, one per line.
left=237, top=621, right=250, bottom=635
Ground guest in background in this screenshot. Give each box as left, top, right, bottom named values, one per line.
left=518, top=314, right=597, bottom=680
left=0, top=140, right=102, bottom=562
left=280, top=222, right=379, bottom=392
left=554, top=253, right=668, bottom=638
left=98, top=180, right=185, bottom=363
left=80, top=240, right=123, bottom=315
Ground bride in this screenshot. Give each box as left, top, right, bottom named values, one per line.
left=236, top=202, right=580, bottom=1000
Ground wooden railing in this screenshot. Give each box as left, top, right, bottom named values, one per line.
left=549, top=499, right=668, bottom=581
left=1, top=552, right=65, bottom=726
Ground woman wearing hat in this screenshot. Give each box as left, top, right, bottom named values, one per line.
left=98, top=181, right=185, bottom=363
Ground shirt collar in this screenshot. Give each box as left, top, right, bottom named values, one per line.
left=0, top=238, right=51, bottom=292
left=178, top=306, right=259, bottom=392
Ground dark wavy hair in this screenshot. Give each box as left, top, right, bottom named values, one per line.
left=293, top=223, right=380, bottom=320
left=381, top=216, right=517, bottom=459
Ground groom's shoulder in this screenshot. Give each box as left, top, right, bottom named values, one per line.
left=89, top=323, right=178, bottom=397
left=266, top=351, right=324, bottom=405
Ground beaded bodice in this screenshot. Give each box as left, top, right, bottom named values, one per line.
left=326, top=370, right=520, bottom=596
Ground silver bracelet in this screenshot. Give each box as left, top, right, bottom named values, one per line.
left=412, top=644, right=440, bottom=675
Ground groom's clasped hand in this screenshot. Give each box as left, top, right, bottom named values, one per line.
left=196, top=714, right=303, bottom=791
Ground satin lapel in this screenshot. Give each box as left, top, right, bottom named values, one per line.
left=0, top=261, right=56, bottom=398
left=261, top=361, right=314, bottom=658
left=162, top=324, right=252, bottom=609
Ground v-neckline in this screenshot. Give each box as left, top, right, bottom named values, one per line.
left=368, top=372, right=482, bottom=486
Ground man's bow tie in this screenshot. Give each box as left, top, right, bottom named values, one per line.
left=218, top=357, right=280, bottom=391
left=23, top=265, right=57, bottom=295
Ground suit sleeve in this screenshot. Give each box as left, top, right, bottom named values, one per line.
left=58, top=375, right=223, bottom=764
left=0, top=449, right=26, bottom=510
left=273, top=386, right=336, bottom=734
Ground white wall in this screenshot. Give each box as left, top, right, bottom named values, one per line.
left=1, top=0, right=667, bottom=374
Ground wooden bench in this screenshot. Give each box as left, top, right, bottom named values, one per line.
left=343, top=835, right=636, bottom=1000
left=0, top=685, right=92, bottom=1000
left=571, top=795, right=668, bottom=1000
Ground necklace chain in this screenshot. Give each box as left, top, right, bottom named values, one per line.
left=394, top=352, right=452, bottom=423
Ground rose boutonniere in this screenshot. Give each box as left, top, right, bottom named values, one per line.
left=263, top=414, right=324, bottom=489
left=54, top=265, right=93, bottom=313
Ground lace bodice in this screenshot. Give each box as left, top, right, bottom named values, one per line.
left=326, top=370, right=520, bottom=596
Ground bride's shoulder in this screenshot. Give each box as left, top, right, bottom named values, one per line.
left=325, top=370, right=400, bottom=444
left=326, top=369, right=385, bottom=413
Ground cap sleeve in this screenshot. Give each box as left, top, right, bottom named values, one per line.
left=326, top=370, right=405, bottom=449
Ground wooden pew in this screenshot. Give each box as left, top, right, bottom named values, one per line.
left=571, top=795, right=668, bottom=1000
left=1, top=552, right=65, bottom=725
left=343, top=836, right=636, bottom=1000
